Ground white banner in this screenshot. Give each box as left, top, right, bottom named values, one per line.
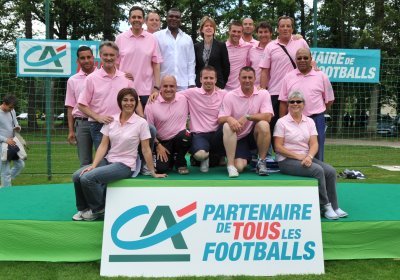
left=101, top=186, right=324, bottom=277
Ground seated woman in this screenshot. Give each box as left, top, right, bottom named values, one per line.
left=273, top=91, right=347, bottom=220
left=72, top=88, right=166, bottom=221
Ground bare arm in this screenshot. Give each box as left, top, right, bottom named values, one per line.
left=260, top=68, right=270, bottom=89
left=141, top=138, right=167, bottom=178
left=67, top=107, right=76, bottom=144
left=326, top=101, right=334, bottom=111
left=246, top=112, right=272, bottom=123
left=78, top=104, right=113, bottom=124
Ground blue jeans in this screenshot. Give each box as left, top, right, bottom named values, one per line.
left=89, top=122, right=104, bottom=151
left=1, top=159, right=25, bottom=187
left=72, top=159, right=132, bottom=212
left=310, top=113, right=326, bottom=161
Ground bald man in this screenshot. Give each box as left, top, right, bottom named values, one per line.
left=144, top=75, right=191, bottom=174
left=242, top=18, right=259, bottom=47
left=279, top=48, right=334, bottom=161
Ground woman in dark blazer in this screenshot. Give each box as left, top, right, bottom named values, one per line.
left=194, top=16, right=230, bottom=89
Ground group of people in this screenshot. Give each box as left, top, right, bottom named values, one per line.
left=65, top=6, right=347, bottom=221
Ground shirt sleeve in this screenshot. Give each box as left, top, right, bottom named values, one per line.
left=65, top=77, right=76, bottom=107
left=77, top=76, right=93, bottom=106
left=279, top=74, right=290, bottom=101
left=100, top=123, right=110, bottom=136
left=322, top=73, right=335, bottom=102
left=187, top=38, right=196, bottom=86
left=152, top=37, right=163, bottom=64
left=139, top=120, right=151, bottom=140
left=218, top=95, right=232, bottom=118
left=260, top=91, right=274, bottom=116
left=273, top=118, right=285, bottom=137
left=308, top=118, right=318, bottom=136
left=144, top=104, right=154, bottom=126
left=259, top=45, right=271, bottom=69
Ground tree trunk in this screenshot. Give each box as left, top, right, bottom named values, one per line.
left=102, top=0, right=114, bottom=40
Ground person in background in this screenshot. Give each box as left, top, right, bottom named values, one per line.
left=145, top=11, right=161, bottom=34
left=154, top=8, right=196, bottom=91
left=65, top=46, right=97, bottom=167
left=194, top=16, right=230, bottom=89
left=0, top=95, right=25, bottom=187
left=274, top=91, right=347, bottom=220
left=72, top=88, right=166, bottom=221
left=242, top=17, right=259, bottom=46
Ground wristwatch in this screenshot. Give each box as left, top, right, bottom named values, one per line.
left=246, top=114, right=251, bottom=120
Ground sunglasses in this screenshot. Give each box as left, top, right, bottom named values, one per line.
left=296, top=56, right=310, bottom=60
left=288, top=100, right=303, bottom=104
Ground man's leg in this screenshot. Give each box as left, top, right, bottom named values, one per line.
left=1, top=160, right=11, bottom=187
left=89, top=122, right=104, bottom=150
left=172, top=130, right=191, bottom=170
left=75, top=119, right=93, bottom=166
left=310, top=113, right=326, bottom=161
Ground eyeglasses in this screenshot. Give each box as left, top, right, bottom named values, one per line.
left=288, top=100, right=303, bottom=104
left=296, top=56, right=310, bottom=60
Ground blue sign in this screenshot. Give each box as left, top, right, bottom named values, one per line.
left=310, top=48, right=381, bottom=83
left=17, top=39, right=101, bottom=77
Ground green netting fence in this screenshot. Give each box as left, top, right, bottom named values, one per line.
left=0, top=57, right=399, bottom=178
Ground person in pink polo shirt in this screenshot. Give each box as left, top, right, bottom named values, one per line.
left=72, top=88, right=166, bottom=221
left=115, top=6, right=162, bottom=108
left=65, top=46, right=97, bottom=167
left=248, top=21, right=273, bottom=86
left=218, top=66, right=274, bottom=177
left=279, top=48, right=334, bottom=161
left=145, top=11, right=161, bottom=34
left=274, top=91, right=347, bottom=220
left=78, top=41, right=144, bottom=150
left=145, top=75, right=191, bottom=175
left=242, top=18, right=259, bottom=47
left=225, top=21, right=252, bottom=91
left=259, top=15, right=309, bottom=133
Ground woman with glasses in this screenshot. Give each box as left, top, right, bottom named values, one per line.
left=273, top=91, right=347, bottom=220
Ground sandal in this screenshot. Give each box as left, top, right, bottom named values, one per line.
left=177, top=167, right=189, bottom=175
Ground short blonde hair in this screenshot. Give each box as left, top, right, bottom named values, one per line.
left=198, top=16, right=217, bottom=37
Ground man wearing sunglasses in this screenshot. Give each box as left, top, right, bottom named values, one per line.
left=278, top=48, right=334, bottom=161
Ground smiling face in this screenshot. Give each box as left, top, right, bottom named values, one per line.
left=100, top=45, right=118, bottom=70
left=256, top=27, right=272, bottom=45
left=146, top=12, right=160, bottom=33
left=200, top=69, right=217, bottom=92
left=129, top=9, right=144, bottom=31
left=77, top=49, right=94, bottom=73
left=239, top=69, right=255, bottom=92
left=160, top=76, right=177, bottom=102
left=288, top=96, right=305, bottom=115
left=121, top=94, right=136, bottom=114
left=201, top=21, right=215, bottom=37
left=167, top=10, right=181, bottom=31
left=229, top=24, right=243, bottom=45
left=296, top=48, right=312, bottom=74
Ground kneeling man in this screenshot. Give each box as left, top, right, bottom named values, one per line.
left=145, top=75, right=191, bottom=174
left=218, top=66, right=273, bottom=177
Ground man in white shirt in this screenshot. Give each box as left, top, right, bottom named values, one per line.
left=154, top=8, right=196, bottom=91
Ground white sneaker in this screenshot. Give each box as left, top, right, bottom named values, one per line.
left=200, top=158, right=209, bottom=173
left=140, top=164, right=152, bottom=176
left=227, top=165, right=239, bottom=178
left=72, top=209, right=88, bottom=221
left=335, top=208, right=348, bottom=218
left=81, top=209, right=105, bottom=221
left=323, top=203, right=339, bottom=220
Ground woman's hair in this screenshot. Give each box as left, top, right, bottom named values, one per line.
left=117, top=88, right=139, bottom=111
left=288, top=91, right=305, bottom=102
left=198, top=16, right=217, bottom=38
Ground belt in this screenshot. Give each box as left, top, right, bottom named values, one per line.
left=309, top=112, right=324, bottom=118
left=74, top=117, right=88, bottom=121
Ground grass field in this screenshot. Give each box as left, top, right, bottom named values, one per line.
left=3, top=142, right=400, bottom=279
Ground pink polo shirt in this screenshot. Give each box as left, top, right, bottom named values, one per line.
left=101, top=113, right=150, bottom=170
left=279, top=69, right=334, bottom=116
left=179, top=87, right=227, bottom=133
left=218, top=86, right=274, bottom=140
left=248, top=45, right=265, bottom=86
left=144, top=93, right=188, bottom=141
left=273, top=113, right=318, bottom=162
left=225, top=39, right=252, bottom=91
left=78, top=67, right=134, bottom=121
left=65, top=68, right=97, bottom=118
left=245, top=38, right=259, bottom=47
left=116, top=29, right=163, bottom=97
left=259, top=37, right=309, bottom=95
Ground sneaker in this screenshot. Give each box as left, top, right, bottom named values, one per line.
left=335, top=208, right=348, bottom=218
left=72, top=209, right=88, bottom=221
left=141, top=164, right=152, bottom=176
left=227, top=165, right=239, bottom=178
left=81, top=209, right=105, bottom=221
left=323, top=203, right=339, bottom=220
left=256, top=159, right=269, bottom=176
left=200, top=158, right=209, bottom=173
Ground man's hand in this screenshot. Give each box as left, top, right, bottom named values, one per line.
left=6, top=138, right=16, bottom=146
left=156, top=144, right=170, bottom=162
left=148, top=91, right=159, bottom=103
left=227, top=117, right=242, bottom=133
left=125, top=72, right=134, bottom=81
left=96, top=115, right=114, bottom=124
left=67, top=132, right=77, bottom=145
left=238, top=115, right=248, bottom=126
